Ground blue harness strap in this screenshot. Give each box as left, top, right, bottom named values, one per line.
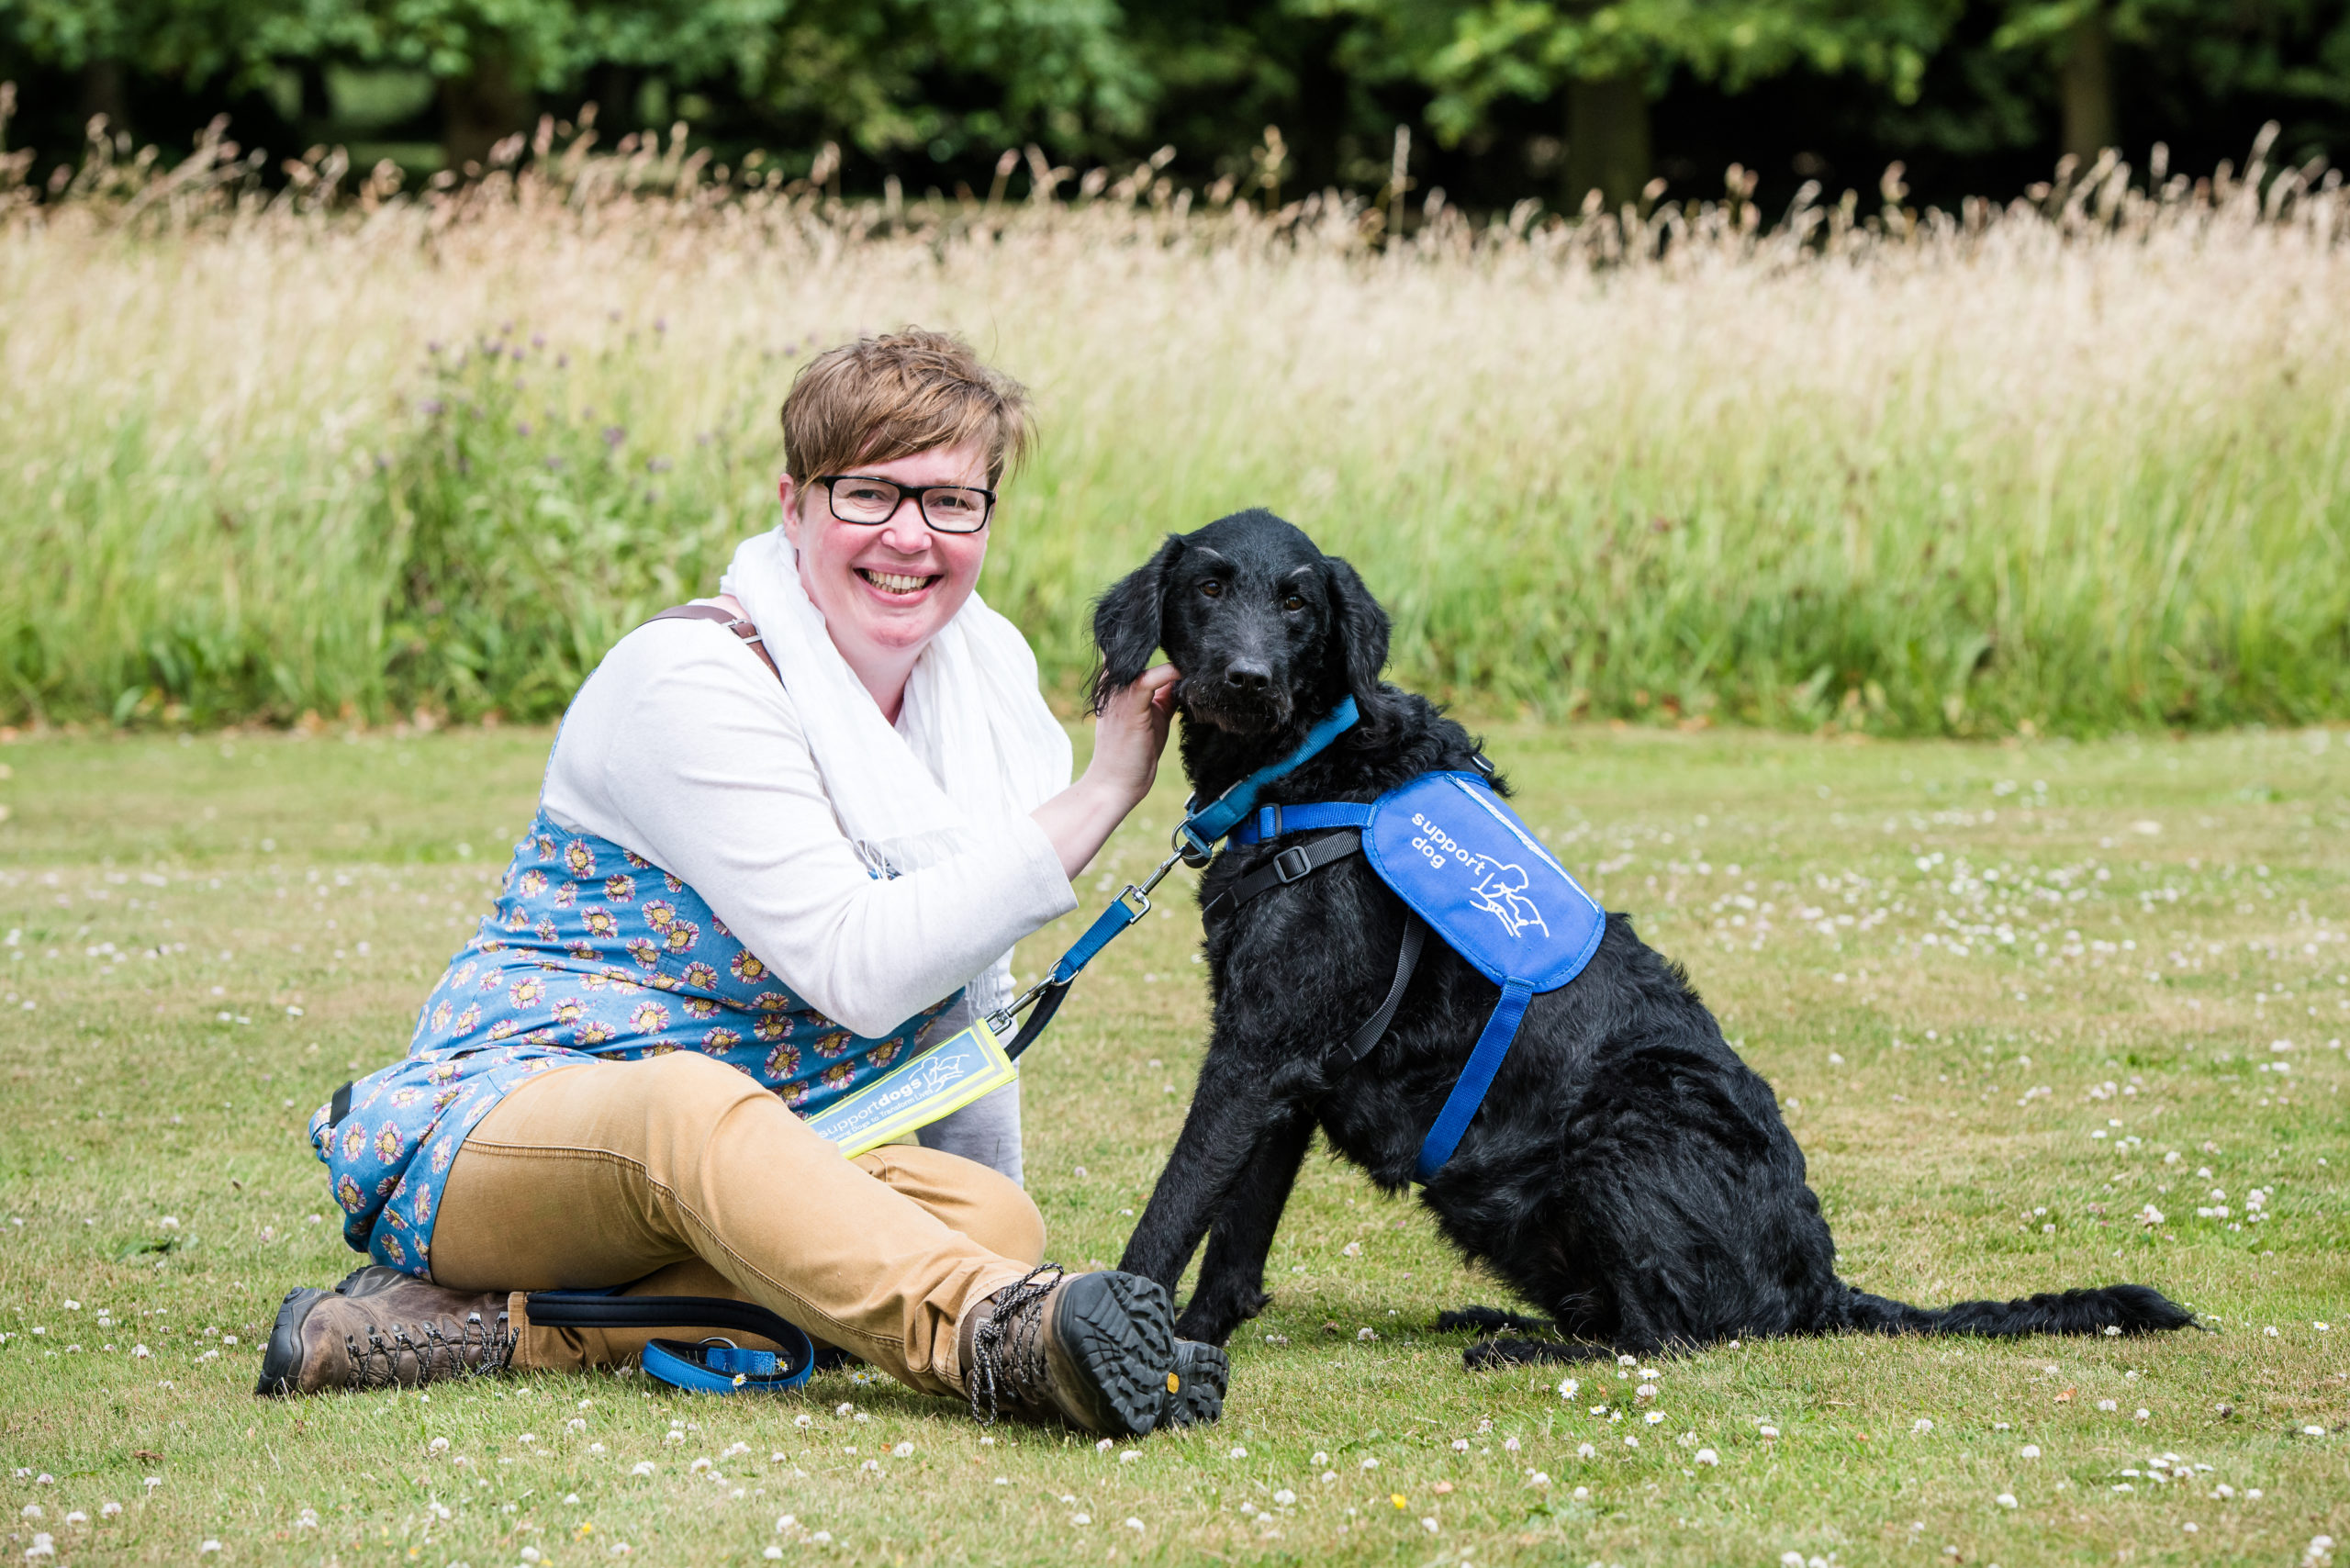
left=1176, top=698, right=1360, bottom=858
left=1229, top=801, right=1373, bottom=844
left=1413, top=977, right=1534, bottom=1182
left=992, top=706, right=1600, bottom=1182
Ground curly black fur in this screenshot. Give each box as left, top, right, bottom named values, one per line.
left=1097, top=507, right=2196, bottom=1363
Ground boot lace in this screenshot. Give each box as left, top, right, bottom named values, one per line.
left=967, top=1262, right=1064, bottom=1425
left=348, top=1310, right=516, bottom=1390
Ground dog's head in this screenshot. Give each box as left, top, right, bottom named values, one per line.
left=1089, top=508, right=1392, bottom=740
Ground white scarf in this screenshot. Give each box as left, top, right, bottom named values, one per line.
left=718, top=528, right=1073, bottom=1011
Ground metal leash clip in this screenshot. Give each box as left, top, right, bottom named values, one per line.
left=984, top=846, right=1186, bottom=1039
left=1172, top=795, right=1224, bottom=868
left=987, top=696, right=1363, bottom=1056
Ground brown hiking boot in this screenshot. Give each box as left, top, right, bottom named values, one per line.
left=256, top=1265, right=515, bottom=1396
left=961, top=1264, right=1198, bottom=1437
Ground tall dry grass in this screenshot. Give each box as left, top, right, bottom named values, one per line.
left=2, top=116, right=2346, bottom=734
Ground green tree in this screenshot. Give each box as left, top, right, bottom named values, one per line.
left=1991, top=0, right=2350, bottom=164
left=740, top=0, right=1153, bottom=164
left=0, top=0, right=265, bottom=131
left=241, top=0, right=1151, bottom=169
left=1317, top=0, right=1960, bottom=207
left=0, top=0, right=1155, bottom=172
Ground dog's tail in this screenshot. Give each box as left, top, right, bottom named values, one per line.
left=1832, top=1281, right=2195, bottom=1338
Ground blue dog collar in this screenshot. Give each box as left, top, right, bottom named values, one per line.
left=987, top=697, right=1362, bottom=1057
left=1175, top=697, right=1360, bottom=862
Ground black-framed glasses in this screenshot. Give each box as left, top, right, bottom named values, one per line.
left=815, top=474, right=996, bottom=534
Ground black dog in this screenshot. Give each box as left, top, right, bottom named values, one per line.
left=1094, top=508, right=2193, bottom=1364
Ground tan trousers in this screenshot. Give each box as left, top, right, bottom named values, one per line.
left=430, top=1054, right=1045, bottom=1399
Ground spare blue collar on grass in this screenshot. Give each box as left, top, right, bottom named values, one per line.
left=525, top=1289, right=816, bottom=1394
left=987, top=697, right=1360, bottom=1058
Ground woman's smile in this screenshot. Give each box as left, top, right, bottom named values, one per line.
left=855, top=566, right=941, bottom=598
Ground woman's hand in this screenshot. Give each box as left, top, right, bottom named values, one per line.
left=1030, top=664, right=1179, bottom=882
left=1084, top=663, right=1179, bottom=810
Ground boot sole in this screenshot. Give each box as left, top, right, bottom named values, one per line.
left=254, top=1285, right=336, bottom=1397
left=1162, top=1340, right=1229, bottom=1428
left=1050, top=1272, right=1177, bottom=1437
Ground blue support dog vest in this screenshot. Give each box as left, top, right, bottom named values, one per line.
left=1230, top=771, right=1606, bottom=1182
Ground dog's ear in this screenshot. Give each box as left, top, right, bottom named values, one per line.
left=1089, top=534, right=1183, bottom=713
left=1324, top=554, right=1394, bottom=731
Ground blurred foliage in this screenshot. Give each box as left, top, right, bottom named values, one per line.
left=2, top=138, right=2344, bottom=737
left=0, top=0, right=2344, bottom=209
left=1992, top=0, right=2350, bottom=100
left=0, top=0, right=1153, bottom=164
left=384, top=333, right=766, bottom=722
left=1317, top=0, right=1959, bottom=134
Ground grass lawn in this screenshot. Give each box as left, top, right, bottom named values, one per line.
left=2, top=720, right=2345, bottom=1566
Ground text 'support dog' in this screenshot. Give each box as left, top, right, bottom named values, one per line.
left=1095, top=508, right=2194, bottom=1365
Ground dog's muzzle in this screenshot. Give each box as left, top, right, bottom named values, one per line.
left=1177, top=675, right=1294, bottom=734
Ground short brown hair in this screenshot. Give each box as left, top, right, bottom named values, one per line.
left=779, top=329, right=1035, bottom=491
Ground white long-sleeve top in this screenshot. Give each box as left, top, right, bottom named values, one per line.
left=538, top=617, right=1079, bottom=1042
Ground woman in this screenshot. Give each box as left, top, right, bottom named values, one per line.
left=257, top=330, right=1223, bottom=1437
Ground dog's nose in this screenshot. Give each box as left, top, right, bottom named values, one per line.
left=1222, top=662, right=1271, bottom=694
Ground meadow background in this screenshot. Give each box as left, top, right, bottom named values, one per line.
left=2, top=720, right=2345, bottom=1566
left=2, top=119, right=2348, bottom=740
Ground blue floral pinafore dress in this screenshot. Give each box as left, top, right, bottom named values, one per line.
left=309, top=815, right=958, bottom=1276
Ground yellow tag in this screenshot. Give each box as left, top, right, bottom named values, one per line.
left=807, top=1018, right=1019, bottom=1158
left=1166, top=1372, right=1181, bottom=1394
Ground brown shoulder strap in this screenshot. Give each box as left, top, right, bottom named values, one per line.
left=643, top=604, right=780, bottom=681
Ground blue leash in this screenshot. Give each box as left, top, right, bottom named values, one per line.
left=1170, top=698, right=1364, bottom=862
left=987, top=697, right=1359, bottom=1058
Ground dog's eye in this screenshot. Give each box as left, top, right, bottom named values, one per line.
left=1281, top=592, right=1306, bottom=612
left=1200, top=580, right=1224, bottom=599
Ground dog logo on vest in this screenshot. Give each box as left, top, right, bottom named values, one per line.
left=918, top=1054, right=970, bottom=1093
left=1466, top=855, right=1549, bottom=940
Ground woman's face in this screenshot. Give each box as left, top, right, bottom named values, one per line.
left=778, top=442, right=992, bottom=669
